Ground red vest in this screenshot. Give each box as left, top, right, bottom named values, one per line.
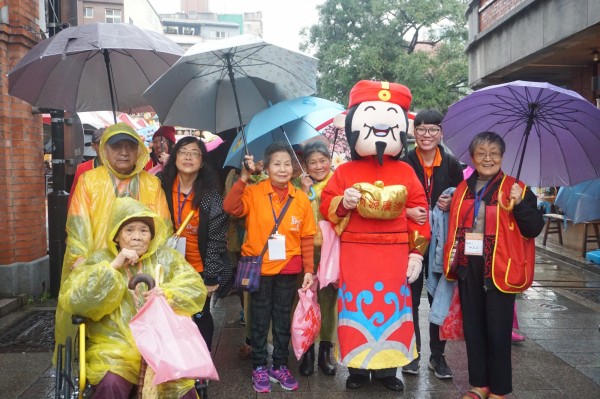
left=443, top=175, right=536, bottom=293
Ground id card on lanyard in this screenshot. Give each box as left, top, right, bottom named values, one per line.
left=176, top=182, right=193, bottom=254
left=267, top=195, right=287, bottom=260
left=465, top=178, right=495, bottom=256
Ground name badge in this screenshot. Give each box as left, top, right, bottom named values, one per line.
left=268, top=233, right=286, bottom=260
left=464, top=232, right=484, bottom=256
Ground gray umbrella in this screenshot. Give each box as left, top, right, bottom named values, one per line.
left=8, top=22, right=183, bottom=121
left=143, top=34, right=318, bottom=152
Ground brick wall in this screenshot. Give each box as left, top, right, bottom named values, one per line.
left=479, top=0, right=526, bottom=32
left=0, top=0, right=46, bottom=265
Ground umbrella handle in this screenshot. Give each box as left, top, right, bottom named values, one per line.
left=128, top=273, right=156, bottom=291
left=498, top=191, right=515, bottom=211
left=175, top=210, right=195, bottom=237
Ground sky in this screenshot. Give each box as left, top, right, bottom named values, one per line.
left=149, top=0, right=324, bottom=52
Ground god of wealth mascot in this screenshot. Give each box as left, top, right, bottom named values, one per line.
left=320, top=80, right=431, bottom=392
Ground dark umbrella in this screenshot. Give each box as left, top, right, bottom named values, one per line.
left=442, top=80, right=600, bottom=209
left=8, top=22, right=183, bottom=122
left=143, top=34, right=318, bottom=157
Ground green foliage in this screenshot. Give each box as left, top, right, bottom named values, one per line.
left=300, top=0, right=469, bottom=113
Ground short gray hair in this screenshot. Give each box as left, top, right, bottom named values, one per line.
left=468, top=131, right=506, bottom=156
left=302, top=140, right=330, bottom=162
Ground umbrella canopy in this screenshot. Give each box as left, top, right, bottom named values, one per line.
left=224, top=96, right=343, bottom=168
left=143, top=34, right=318, bottom=138
left=442, top=80, right=600, bottom=187
left=8, top=23, right=183, bottom=117
left=555, top=178, right=600, bottom=224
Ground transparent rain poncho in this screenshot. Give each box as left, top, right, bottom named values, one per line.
left=55, top=123, right=172, bottom=368
left=58, top=197, right=206, bottom=397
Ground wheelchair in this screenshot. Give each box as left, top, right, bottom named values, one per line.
left=55, top=273, right=209, bottom=399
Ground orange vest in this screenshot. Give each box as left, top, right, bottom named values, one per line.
left=443, top=175, right=535, bottom=293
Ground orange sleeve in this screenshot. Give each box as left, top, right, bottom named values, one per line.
left=301, top=235, right=315, bottom=273
left=223, top=179, right=247, bottom=217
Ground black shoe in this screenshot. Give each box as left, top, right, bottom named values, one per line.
left=346, top=374, right=368, bottom=389
left=299, top=344, right=315, bottom=376
left=317, top=341, right=336, bottom=375
left=401, top=358, right=420, bottom=375
left=377, top=376, right=404, bottom=392
left=428, top=354, right=453, bottom=379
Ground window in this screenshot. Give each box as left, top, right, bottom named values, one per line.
left=105, top=9, right=122, bottom=24
left=84, top=7, right=93, bottom=19
left=209, top=31, right=226, bottom=39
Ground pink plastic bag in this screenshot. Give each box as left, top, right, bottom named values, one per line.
left=317, top=220, right=340, bottom=288
left=129, top=293, right=219, bottom=385
left=291, top=280, right=321, bottom=360
left=439, top=285, right=464, bottom=341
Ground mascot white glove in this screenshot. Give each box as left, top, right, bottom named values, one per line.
left=342, top=187, right=361, bottom=209
left=407, top=253, right=424, bottom=284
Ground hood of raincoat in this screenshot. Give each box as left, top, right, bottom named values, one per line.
left=106, top=197, right=168, bottom=260
left=99, top=123, right=149, bottom=179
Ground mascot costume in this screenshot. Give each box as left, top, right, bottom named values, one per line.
left=320, top=80, right=431, bottom=391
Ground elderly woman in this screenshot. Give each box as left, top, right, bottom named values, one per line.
left=59, top=197, right=206, bottom=398
left=296, top=140, right=337, bottom=377
left=223, top=143, right=316, bottom=393
left=443, top=132, right=544, bottom=399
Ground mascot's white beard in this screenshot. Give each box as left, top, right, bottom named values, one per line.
left=351, top=101, right=408, bottom=164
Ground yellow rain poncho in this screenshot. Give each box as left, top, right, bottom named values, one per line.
left=56, top=123, right=172, bottom=365
left=58, top=197, right=206, bottom=398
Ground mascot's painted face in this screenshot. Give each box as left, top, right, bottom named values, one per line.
left=350, top=100, right=408, bottom=161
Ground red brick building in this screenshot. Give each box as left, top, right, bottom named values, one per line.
left=0, top=0, right=49, bottom=297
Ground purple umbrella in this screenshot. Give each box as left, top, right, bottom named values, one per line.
left=442, top=81, right=600, bottom=191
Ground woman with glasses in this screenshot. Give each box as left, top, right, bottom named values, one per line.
left=443, top=132, right=544, bottom=399
left=401, top=109, right=464, bottom=379
left=159, top=136, right=232, bottom=353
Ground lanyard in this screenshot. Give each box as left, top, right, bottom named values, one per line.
left=268, top=195, right=288, bottom=233
left=472, top=176, right=498, bottom=229
left=423, top=174, right=433, bottom=208
left=177, top=181, right=193, bottom=226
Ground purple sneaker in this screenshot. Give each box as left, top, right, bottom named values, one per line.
left=252, top=366, right=271, bottom=393
left=268, top=365, right=299, bottom=391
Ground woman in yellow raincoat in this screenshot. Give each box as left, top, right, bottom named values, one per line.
left=56, top=123, right=172, bottom=360
left=58, top=197, right=206, bottom=398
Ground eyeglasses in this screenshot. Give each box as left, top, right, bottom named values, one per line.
left=177, top=150, right=202, bottom=159
left=414, top=126, right=442, bottom=136
left=473, top=152, right=502, bottom=161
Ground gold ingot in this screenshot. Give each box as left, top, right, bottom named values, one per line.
left=353, top=181, right=407, bottom=219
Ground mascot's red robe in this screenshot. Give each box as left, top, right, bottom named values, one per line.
left=321, top=157, right=430, bottom=369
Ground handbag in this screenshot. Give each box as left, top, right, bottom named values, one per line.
left=317, top=220, right=340, bottom=288
left=291, top=278, right=321, bottom=360
left=234, top=196, right=293, bottom=292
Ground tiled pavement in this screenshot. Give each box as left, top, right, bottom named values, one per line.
left=1, top=239, right=599, bottom=398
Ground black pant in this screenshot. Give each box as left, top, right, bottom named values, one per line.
left=192, top=293, right=214, bottom=352
left=250, top=273, right=297, bottom=369
left=459, top=256, right=515, bottom=395
left=410, top=256, right=446, bottom=359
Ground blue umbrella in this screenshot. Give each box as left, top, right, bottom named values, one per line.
left=224, top=96, right=344, bottom=168
left=555, top=178, right=600, bottom=224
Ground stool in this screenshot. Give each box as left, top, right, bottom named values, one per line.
left=582, top=220, right=600, bottom=257
left=542, top=214, right=565, bottom=245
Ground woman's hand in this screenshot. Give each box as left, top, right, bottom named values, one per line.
left=158, top=152, right=169, bottom=165
left=437, top=194, right=452, bottom=212
left=143, top=287, right=165, bottom=299
left=406, top=206, right=427, bottom=225
left=205, top=284, right=219, bottom=296
left=110, top=248, right=139, bottom=270
left=509, top=183, right=523, bottom=206
left=240, top=155, right=255, bottom=182
left=300, top=273, right=314, bottom=292
left=300, top=174, right=313, bottom=194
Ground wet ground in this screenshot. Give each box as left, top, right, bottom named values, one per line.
left=1, top=240, right=599, bottom=398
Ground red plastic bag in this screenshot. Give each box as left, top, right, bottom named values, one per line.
left=439, top=285, right=464, bottom=341
left=129, top=293, right=219, bottom=385
left=317, top=220, right=340, bottom=288
left=291, top=280, right=321, bottom=360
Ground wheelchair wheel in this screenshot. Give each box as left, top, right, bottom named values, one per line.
left=195, top=379, right=208, bottom=399
left=54, top=343, right=63, bottom=399
left=63, top=337, right=73, bottom=398
left=55, top=337, right=73, bottom=399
